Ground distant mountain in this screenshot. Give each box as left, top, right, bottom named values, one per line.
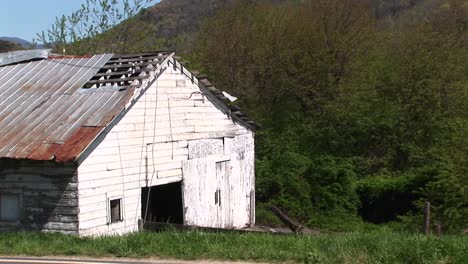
left=0, top=39, right=23, bottom=53
left=0, top=36, right=32, bottom=48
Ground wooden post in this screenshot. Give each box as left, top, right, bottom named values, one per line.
left=249, top=190, right=255, bottom=227
left=435, top=224, right=442, bottom=237
left=138, top=219, right=144, bottom=231
left=424, top=201, right=431, bottom=236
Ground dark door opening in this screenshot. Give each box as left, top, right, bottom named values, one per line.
left=141, top=181, right=183, bottom=224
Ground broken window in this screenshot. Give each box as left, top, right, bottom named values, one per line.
left=0, top=193, right=20, bottom=222
left=109, top=198, right=122, bottom=223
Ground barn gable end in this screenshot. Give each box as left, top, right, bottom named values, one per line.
left=77, top=58, right=255, bottom=236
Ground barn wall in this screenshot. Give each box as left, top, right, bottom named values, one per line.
left=77, top=60, right=251, bottom=236
left=0, top=159, right=78, bottom=234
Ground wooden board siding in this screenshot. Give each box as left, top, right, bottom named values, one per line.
left=77, top=62, right=252, bottom=236
left=0, top=159, right=78, bottom=234
left=182, top=133, right=255, bottom=229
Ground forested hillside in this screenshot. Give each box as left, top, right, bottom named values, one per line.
left=193, top=0, right=468, bottom=232
left=39, top=0, right=467, bottom=232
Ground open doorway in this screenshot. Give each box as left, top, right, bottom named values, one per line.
left=141, top=182, right=184, bottom=224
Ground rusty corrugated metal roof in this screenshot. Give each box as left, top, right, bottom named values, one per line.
left=0, top=52, right=171, bottom=162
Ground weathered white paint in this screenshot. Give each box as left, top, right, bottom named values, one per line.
left=182, top=133, right=255, bottom=229
left=77, top=59, right=254, bottom=236
left=0, top=160, right=79, bottom=234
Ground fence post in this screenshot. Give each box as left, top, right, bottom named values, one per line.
left=435, top=224, right=442, bottom=237
left=424, top=201, right=431, bottom=236
left=138, top=218, right=144, bottom=231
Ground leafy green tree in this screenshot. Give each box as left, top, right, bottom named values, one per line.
left=38, top=0, right=154, bottom=54
left=194, top=0, right=468, bottom=231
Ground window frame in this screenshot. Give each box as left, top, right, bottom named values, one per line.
left=0, top=192, right=22, bottom=223
left=107, top=196, right=124, bottom=225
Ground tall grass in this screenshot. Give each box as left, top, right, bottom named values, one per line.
left=0, top=229, right=466, bottom=263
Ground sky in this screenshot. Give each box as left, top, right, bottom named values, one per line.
left=0, top=0, right=159, bottom=43
left=0, top=0, right=85, bottom=42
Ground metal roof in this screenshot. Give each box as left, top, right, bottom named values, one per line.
left=0, top=52, right=171, bottom=162
left=0, top=49, right=50, bottom=67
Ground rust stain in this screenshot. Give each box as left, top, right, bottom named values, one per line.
left=26, top=143, right=62, bottom=161
left=20, top=84, right=35, bottom=91
left=0, top=53, right=169, bottom=163
left=97, top=88, right=135, bottom=126
left=54, top=126, right=103, bottom=163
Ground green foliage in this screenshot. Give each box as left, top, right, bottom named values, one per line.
left=194, top=0, right=468, bottom=231
left=307, top=156, right=359, bottom=213
left=38, top=0, right=154, bottom=54
left=0, top=230, right=467, bottom=263
left=256, top=150, right=314, bottom=221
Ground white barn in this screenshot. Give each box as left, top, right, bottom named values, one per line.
left=0, top=50, right=257, bottom=236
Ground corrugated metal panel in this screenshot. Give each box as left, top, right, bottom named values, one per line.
left=0, top=54, right=131, bottom=162
left=54, top=127, right=104, bottom=163
left=0, top=49, right=50, bottom=67
left=0, top=52, right=172, bottom=162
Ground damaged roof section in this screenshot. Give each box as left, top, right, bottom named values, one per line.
left=83, top=52, right=171, bottom=89
left=0, top=51, right=171, bottom=162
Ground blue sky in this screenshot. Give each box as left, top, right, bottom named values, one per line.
left=0, top=1, right=85, bottom=41
left=0, top=0, right=158, bottom=42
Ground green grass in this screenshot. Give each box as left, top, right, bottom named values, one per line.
left=0, top=229, right=466, bottom=263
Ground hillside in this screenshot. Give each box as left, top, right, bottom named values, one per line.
left=46, top=0, right=238, bottom=54
left=0, top=39, right=23, bottom=52
left=129, top=0, right=433, bottom=49
left=144, top=0, right=235, bottom=38
left=0, top=36, right=31, bottom=48
left=43, top=0, right=446, bottom=54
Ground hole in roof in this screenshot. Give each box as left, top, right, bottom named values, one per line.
left=82, top=52, right=170, bottom=90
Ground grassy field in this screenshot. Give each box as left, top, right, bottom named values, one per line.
left=0, top=229, right=466, bottom=264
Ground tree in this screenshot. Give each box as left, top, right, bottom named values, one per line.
left=194, top=0, right=468, bottom=231
left=38, top=0, right=154, bottom=54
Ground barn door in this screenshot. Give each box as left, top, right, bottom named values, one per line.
left=216, top=161, right=232, bottom=228
left=182, top=157, right=234, bottom=228
left=182, top=157, right=219, bottom=228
